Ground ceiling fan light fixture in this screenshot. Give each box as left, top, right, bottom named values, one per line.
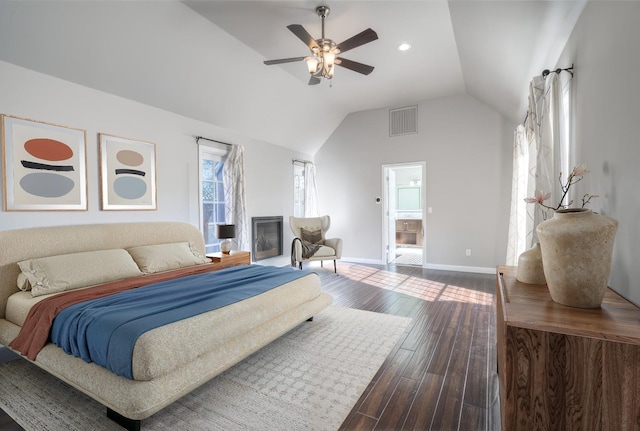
left=325, top=63, right=335, bottom=79
left=305, top=56, right=320, bottom=74
left=322, top=51, right=336, bottom=78
left=398, top=42, right=412, bottom=51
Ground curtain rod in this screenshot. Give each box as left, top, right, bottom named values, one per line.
left=521, top=64, right=575, bottom=123
left=195, top=136, right=232, bottom=146
left=292, top=159, right=313, bottom=165
left=542, top=64, right=574, bottom=78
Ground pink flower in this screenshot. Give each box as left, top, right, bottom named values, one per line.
left=571, top=164, right=589, bottom=177
left=524, top=163, right=596, bottom=210
left=524, top=190, right=551, bottom=204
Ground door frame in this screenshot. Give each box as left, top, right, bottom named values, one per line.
left=384, top=167, right=397, bottom=263
left=382, top=161, right=427, bottom=266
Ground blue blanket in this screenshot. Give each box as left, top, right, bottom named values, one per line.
left=50, top=264, right=313, bottom=379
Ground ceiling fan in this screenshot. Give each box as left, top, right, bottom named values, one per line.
left=263, top=5, right=378, bottom=85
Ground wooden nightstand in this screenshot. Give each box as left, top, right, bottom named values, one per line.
left=206, top=251, right=251, bottom=270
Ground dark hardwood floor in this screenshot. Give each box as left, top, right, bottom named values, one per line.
left=318, top=261, right=500, bottom=431
left=0, top=260, right=499, bottom=431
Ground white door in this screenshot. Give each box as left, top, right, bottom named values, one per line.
left=384, top=167, right=397, bottom=263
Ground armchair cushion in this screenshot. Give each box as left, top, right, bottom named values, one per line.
left=314, top=244, right=338, bottom=257
left=301, top=228, right=324, bottom=245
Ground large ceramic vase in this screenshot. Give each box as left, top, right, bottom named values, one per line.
left=536, top=208, right=618, bottom=308
left=516, top=243, right=546, bottom=284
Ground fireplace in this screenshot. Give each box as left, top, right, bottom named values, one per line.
left=251, top=216, right=283, bottom=261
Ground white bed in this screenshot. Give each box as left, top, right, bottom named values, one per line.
left=0, top=222, right=332, bottom=430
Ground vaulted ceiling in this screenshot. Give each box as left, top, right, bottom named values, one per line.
left=0, top=1, right=585, bottom=155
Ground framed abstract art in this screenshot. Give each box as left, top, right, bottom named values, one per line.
left=1, top=114, right=88, bottom=211
left=99, top=133, right=157, bottom=210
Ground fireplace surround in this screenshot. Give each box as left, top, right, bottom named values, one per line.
left=251, top=216, right=283, bottom=261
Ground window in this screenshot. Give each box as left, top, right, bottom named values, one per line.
left=292, top=160, right=319, bottom=218
left=199, top=145, right=227, bottom=253
left=293, top=161, right=305, bottom=217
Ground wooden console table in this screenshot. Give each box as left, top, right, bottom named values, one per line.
left=496, top=266, right=640, bottom=431
left=207, top=251, right=251, bottom=270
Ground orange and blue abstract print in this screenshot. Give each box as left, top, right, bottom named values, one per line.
left=1, top=115, right=87, bottom=211
left=21, top=138, right=76, bottom=198
left=99, top=133, right=157, bottom=210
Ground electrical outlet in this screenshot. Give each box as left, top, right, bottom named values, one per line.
left=465, top=249, right=471, bottom=256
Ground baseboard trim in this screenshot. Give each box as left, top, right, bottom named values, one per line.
left=341, top=257, right=385, bottom=265
left=342, top=258, right=495, bottom=275
left=423, top=263, right=495, bottom=274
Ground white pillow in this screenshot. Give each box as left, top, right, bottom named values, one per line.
left=18, top=249, right=143, bottom=297
left=17, top=272, right=30, bottom=291
left=126, top=242, right=208, bottom=274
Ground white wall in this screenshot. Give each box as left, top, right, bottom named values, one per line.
left=314, top=95, right=513, bottom=271
left=0, top=59, right=513, bottom=273
left=555, top=1, right=640, bottom=305
left=0, top=60, right=309, bottom=247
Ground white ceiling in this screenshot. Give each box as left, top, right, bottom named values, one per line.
left=0, top=1, right=585, bottom=155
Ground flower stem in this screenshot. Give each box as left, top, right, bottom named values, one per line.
left=553, top=173, right=582, bottom=210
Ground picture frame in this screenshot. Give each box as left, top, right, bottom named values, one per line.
left=99, top=133, right=157, bottom=210
left=1, top=114, right=88, bottom=211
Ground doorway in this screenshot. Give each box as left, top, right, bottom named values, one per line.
left=382, top=162, right=426, bottom=266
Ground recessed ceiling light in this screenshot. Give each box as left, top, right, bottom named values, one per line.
left=398, top=43, right=412, bottom=51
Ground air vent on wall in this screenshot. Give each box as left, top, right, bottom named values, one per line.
left=389, top=105, right=418, bottom=137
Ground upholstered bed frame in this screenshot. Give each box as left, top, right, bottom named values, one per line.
left=0, top=222, right=332, bottom=430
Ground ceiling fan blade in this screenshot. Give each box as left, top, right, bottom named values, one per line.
left=287, top=24, right=320, bottom=50
left=263, top=56, right=306, bottom=65
left=336, top=28, right=378, bottom=54
left=309, top=75, right=322, bottom=85
left=336, top=58, right=375, bottom=75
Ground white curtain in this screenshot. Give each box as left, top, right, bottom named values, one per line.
left=531, top=73, right=568, bottom=233
left=505, top=125, right=529, bottom=265
left=506, top=72, right=571, bottom=264
left=304, top=162, right=320, bottom=217
left=223, top=145, right=249, bottom=251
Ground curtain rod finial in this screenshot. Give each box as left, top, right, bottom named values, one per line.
left=541, top=65, right=574, bottom=78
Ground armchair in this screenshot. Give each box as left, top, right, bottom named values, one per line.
left=290, top=215, right=343, bottom=273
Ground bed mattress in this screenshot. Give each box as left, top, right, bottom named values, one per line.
left=5, top=272, right=321, bottom=381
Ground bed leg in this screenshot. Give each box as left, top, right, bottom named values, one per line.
left=107, top=408, right=141, bottom=431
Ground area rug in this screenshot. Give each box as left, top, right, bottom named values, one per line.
left=0, top=306, right=410, bottom=431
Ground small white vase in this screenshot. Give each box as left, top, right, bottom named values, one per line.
left=516, top=243, right=546, bottom=284
left=536, top=208, right=618, bottom=308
